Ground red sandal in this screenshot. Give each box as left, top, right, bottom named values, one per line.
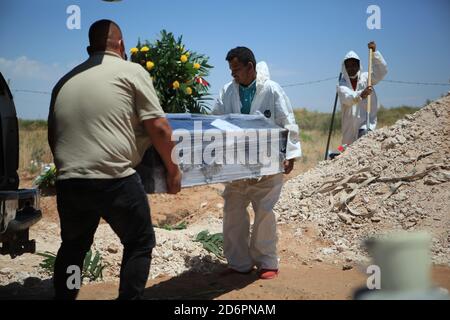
left=258, top=269, right=279, bottom=280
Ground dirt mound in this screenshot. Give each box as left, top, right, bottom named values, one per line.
left=275, top=95, right=450, bottom=265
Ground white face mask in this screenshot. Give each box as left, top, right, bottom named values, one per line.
left=349, top=73, right=359, bottom=80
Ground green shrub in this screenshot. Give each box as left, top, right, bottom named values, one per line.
left=18, top=119, right=47, bottom=131
left=377, top=105, right=420, bottom=127
left=294, top=105, right=421, bottom=134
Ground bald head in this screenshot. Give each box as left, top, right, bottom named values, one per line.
left=87, top=19, right=125, bottom=58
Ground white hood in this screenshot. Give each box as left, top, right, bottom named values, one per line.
left=341, top=51, right=362, bottom=85
left=256, top=61, right=271, bottom=86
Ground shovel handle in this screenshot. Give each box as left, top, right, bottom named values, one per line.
left=366, top=48, right=374, bottom=130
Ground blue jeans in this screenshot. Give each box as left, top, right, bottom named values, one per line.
left=53, top=173, right=155, bottom=300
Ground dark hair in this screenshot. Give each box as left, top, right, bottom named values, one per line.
left=226, top=47, right=256, bottom=70
left=88, top=19, right=122, bottom=47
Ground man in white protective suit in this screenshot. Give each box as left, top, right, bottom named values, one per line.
left=337, top=41, right=388, bottom=145
left=212, top=47, right=302, bottom=280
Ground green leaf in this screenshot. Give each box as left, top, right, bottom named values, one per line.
left=83, top=250, right=92, bottom=273
left=90, top=252, right=100, bottom=272
left=194, top=230, right=224, bottom=259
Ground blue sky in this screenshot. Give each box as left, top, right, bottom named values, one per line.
left=1, top=0, right=449, bottom=119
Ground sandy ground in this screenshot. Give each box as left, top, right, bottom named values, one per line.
left=1, top=179, right=449, bottom=300
left=2, top=218, right=450, bottom=300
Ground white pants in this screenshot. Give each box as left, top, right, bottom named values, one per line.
left=222, top=173, right=283, bottom=272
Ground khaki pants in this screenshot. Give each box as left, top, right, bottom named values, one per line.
left=222, top=173, right=283, bottom=272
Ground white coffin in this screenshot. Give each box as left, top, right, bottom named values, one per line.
left=136, top=113, right=287, bottom=193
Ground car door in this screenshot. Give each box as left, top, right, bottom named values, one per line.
left=0, top=72, right=19, bottom=190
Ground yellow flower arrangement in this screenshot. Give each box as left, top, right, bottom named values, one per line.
left=130, top=30, right=212, bottom=113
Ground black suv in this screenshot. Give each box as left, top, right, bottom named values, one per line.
left=0, top=72, right=42, bottom=258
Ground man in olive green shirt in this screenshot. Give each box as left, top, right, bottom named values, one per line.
left=48, top=20, right=181, bottom=300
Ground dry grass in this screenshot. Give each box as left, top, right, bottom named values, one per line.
left=19, top=129, right=53, bottom=174
left=299, top=130, right=341, bottom=171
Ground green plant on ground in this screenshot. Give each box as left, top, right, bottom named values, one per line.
left=82, top=250, right=106, bottom=281
left=33, top=164, right=56, bottom=190
left=36, top=251, right=56, bottom=271
left=36, top=249, right=106, bottom=281
left=195, top=230, right=224, bottom=259
left=156, top=221, right=187, bottom=231
left=130, top=30, right=213, bottom=113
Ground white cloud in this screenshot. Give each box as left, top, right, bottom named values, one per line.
left=0, top=56, right=71, bottom=82
left=0, top=56, right=82, bottom=119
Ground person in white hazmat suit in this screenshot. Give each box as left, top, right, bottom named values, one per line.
left=337, top=41, right=387, bottom=145
left=212, top=47, right=302, bottom=279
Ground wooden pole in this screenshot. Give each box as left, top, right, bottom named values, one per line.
left=366, top=48, right=374, bottom=131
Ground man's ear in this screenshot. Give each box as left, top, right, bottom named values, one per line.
left=119, top=39, right=126, bottom=59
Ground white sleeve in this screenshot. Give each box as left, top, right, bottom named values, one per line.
left=273, top=85, right=302, bottom=160
left=371, top=51, right=388, bottom=86
left=337, top=84, right=363, bottom=109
